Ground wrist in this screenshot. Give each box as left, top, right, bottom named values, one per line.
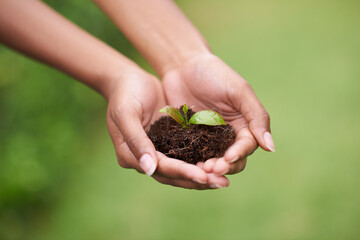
left=161, top=48, right=211, bottom=75
left=97, top=59, right=144, bottom=101
left=161, top=51, right=215, bottom=77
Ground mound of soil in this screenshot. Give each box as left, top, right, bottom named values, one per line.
left=147, top=106, right=236, bottom=164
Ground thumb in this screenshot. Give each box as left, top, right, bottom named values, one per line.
left=113, top=108, right=158, bottom=176
left=234, top=84, right=275, bottom=152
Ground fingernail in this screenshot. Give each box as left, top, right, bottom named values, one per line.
left=139, top=153, right=156, bottom=176
left=229, top=157, right=238, bottom=163
left=210, top=184, right=226, bottom=189
left=193, top=178, right=207, bottom=184
left=264, top=132, right=275, bottom=152
left=217, top=169, right=228, bottom=176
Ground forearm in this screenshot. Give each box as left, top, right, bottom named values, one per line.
left=94, top=0, right=210, bottom=76
left=0, top=0, right=137, bottom=99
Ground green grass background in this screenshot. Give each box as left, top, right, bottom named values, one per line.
left=0, top=0, right=359, bottom=239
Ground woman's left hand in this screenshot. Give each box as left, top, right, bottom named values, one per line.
left=162, top=53, right=275, bottom=175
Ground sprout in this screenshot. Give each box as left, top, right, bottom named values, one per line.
left=159, top=104, right=225, bottom=129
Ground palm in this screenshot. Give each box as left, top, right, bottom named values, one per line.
left=163, top=55, right=249, bottom=137
left=112, top=74, right=165, bottom=129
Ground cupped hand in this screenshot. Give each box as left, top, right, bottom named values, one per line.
left=162, top=53, right=275, bottom=176
left=105, top=70, right=229, bottom=189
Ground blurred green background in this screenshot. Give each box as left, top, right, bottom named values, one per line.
left=0, top=0, right=359, bottom=239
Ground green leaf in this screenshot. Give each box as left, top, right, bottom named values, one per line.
left=189, top=110, right=226, bottom=126
left=159, top=106, right=186, bottom=127
left=183, top=104, right=188, bottom=123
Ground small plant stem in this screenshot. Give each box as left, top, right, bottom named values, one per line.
left=184, top=112, right=188, bottom=127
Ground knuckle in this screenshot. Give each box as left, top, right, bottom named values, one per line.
left=115, top=142, right=132, bottom=169
left=239, top=161, right=247, bottom=172
left=157, top=177, right=176, bottom=187
left=112, top=104, right=126, bottom=120
left=125, top=136, right=138, bottom=152
left=236, top=137, right=258, bottom=158
left=117, top=158, right=131, bottom=169
left=239, top=81, right=253, bottom=95
left=239, top=158, right=247, bottom=171
left=248, top=138, right=259, bottom=154
left=248, top=110, right=270, bottom=130
left=261, top=111, right=270, bottom=123
left=234, top=160, right=247, bottom=173
left=229, top=159, right=247, bottom=174
left=111, top=100, right=139, bottom=121
left=242, top=81, right=252, bottom=90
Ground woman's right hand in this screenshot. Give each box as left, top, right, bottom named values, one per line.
left=105, top=70, right=230, bottom=189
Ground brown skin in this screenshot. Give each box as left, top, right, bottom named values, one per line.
left=162, top=53, right=270, bottom=175
left=0, top=0, right=227, bottom=190
left=0, top=0, right=274, bottom=190
left=95, top=0, right=275, bottom=178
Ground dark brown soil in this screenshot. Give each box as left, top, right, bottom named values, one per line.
left=147, top=106, right=236, bottom=164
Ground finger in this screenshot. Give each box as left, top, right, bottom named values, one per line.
left=155, top=152, right=208, bottom=184
left=108, top=121, right=227, bottom=190
left=232, top=84, right=275, bottom=152
left=107, top=116, right=140, bottom=169
left=196, top=162, right=205, bottom=168
left=153, top=173, right=230, bottom=190
left=108, top=122, right=208, bottom=184
left=153, top=175, right=210, bottom=190
left=213, top=157, right=247, bottom=175
left=202, top=158, right=216, bottom=173
left=112, top=107, right=158, bottom=176
left=207, top=173, right=230, bottom=189
left=224, top=125, right=257, bottom=163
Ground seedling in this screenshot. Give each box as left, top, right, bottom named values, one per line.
left=159, top=104, right=226, bottom=129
